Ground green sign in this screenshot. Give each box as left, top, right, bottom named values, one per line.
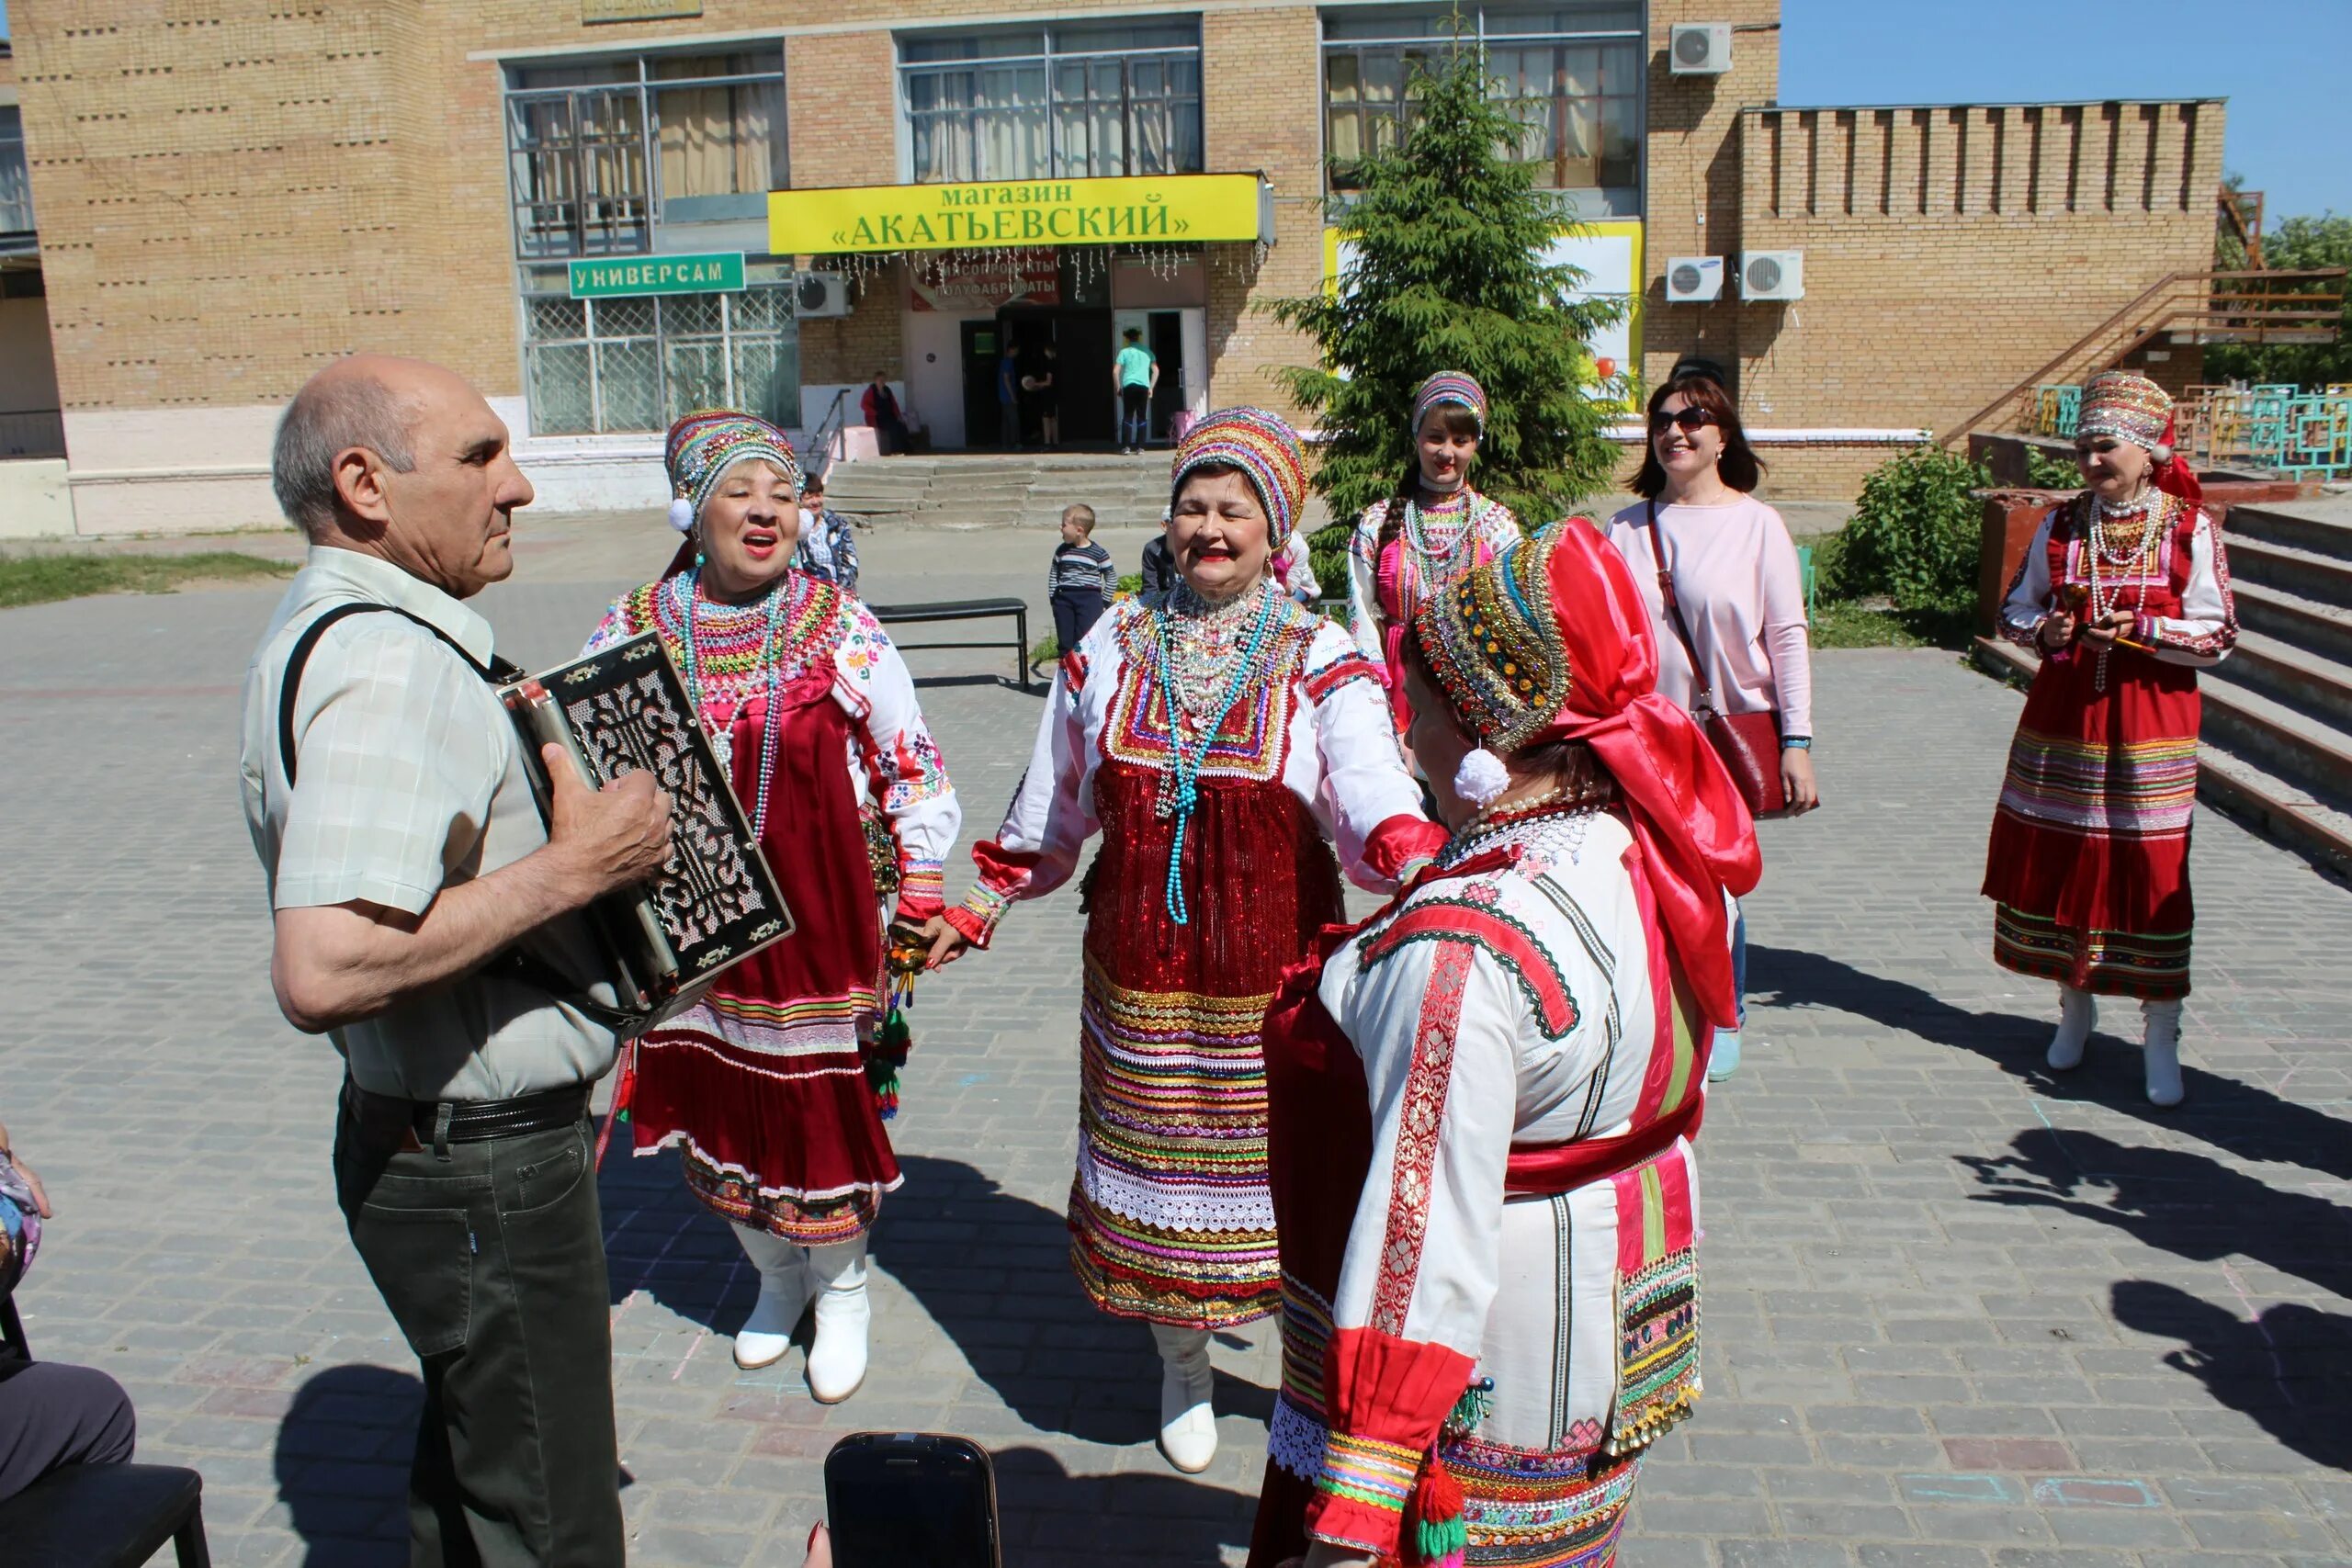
left=568, top=252, right=745, bottom=299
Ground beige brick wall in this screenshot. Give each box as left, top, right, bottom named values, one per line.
left=1200, top=6, right=1321, bottom=418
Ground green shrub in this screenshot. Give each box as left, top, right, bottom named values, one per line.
left=1827, top=446, right=1991, bottom=616
left=1115, top=572, right=1143, bottom=595
left=2023, top=447, right=2082, bottom=490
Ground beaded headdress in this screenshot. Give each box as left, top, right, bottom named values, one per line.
left=1411, top=371, right=1488, bottom=435
left=2075, top=372, right=2172, bottom=456
left=664, top=409, right=802, bottom=534
left=1412, top=529, right=1566, bottom=758
left=1170, top=406, right=1309, bottom=548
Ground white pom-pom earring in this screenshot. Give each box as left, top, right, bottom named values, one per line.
left=1453, top=747, right=1510, bottom=809
left=668, top=491, right=695, bottom=533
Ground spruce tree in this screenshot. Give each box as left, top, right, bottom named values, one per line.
left=1268, top=24, right=1629, bottom=588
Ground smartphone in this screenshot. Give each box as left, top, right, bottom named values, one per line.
left=822, top=1432, right=1001, bottom=1568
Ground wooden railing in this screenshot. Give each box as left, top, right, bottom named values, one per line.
left=1938, top=268, right=2347, bottom=446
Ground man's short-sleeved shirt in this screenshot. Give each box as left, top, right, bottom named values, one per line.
left=1115, top=344, right=1156, bottom=389
left=239, top=547, right=617, bottom=1102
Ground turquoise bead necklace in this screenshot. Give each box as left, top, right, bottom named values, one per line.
left=1150, top=581, right=1284, bottom=925
left=673, top=558, right=792, bottom=838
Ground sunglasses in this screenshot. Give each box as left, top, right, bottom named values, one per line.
left=1650, top=406, right=1717, bottom=434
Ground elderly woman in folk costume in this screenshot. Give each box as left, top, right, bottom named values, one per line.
left=1249, top=519, right=1759, bottom=1568
left=1984, top=371, right=2236, bottom=1107
left=1347, top=373, right=1523, bottom=738
left=925, top=409, right=1444, bottom=1473
left=585, top=410, right=960, bottom=1400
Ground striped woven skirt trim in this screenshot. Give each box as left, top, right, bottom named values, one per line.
left=1993, top=904, right=2191, bottom=999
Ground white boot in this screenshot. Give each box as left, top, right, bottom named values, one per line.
left=1151, top=1323, right=1216, bottom=1473
left=731, top=1224, right=812, bottom=1371
left=2143, top=999, right=2185, bottom=1108
left=2047, top=986, right=2097, bottom=1072
left=805, top=1236, right=872, bottom=1404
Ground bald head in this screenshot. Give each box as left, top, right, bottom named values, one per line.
left=273, top=355, right=473, bottom=537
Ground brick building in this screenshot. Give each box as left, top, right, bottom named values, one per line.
left=1, top=0, right=2224, bottom=534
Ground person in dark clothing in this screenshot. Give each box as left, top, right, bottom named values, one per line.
left=998, top=346, right=1023, bottom=449
left=1048, top=504, right=1116, bottom=654
left=861, top=372, right=909, bottom=456
left=1026, top=344, right=1061, bottom=449
left=1139, top=520, right=1178, bottom=595
left=0, top=1119, right=139, bottom=1506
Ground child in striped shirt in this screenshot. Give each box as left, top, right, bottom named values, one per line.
left=1048, top=504, right=1117, bottom=656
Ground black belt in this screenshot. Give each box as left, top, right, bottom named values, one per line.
left=345, top=1081, right=591, bottom=1156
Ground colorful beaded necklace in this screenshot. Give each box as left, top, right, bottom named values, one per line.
left=1150, top=580, right=1285, bottom=925
left=2084, top=488, right=2170, bottom=694
left=670, top=566, right=791, bottom=837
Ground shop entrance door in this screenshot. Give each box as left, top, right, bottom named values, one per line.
left=959, top=319, right=1003, bottom=450
left=1054, top=312, right=1114, bottom=446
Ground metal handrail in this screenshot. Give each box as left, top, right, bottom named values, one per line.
left=1938, top=267, right=2348, bottom=446
left=806, top=388, right=853, bottom=479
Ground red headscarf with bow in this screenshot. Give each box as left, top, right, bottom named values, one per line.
left=1412, top=518, right=1762, bottom=1026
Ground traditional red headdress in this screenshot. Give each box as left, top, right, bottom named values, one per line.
left=2078, top=370, right=2202, bottom=506
left=1411, top=518, right=1763, bottom=1026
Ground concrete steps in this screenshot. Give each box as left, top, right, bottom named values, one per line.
left=1975, top=492, right=2352, bottom=876
left=819, top=451, right=1340, bottom=536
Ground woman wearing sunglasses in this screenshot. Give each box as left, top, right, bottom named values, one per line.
left=1984, top=371, right=2235, bottom=1107
left=1605, top=364, right=1816, bottom=1084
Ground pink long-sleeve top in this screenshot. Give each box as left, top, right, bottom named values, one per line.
left=1605, top=494, right=1814, bottom=740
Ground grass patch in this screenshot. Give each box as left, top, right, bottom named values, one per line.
left=1029, top=634, right=1059, bottom=667
left=0, top=551, right=295, bottom=611
left=1809, top=596, right=1974, bottom=650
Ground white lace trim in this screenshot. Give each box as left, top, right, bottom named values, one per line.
left=1267, top=1394, right=1330, bottom=1483
left=1076, top=1142, right=1277, bottom=1233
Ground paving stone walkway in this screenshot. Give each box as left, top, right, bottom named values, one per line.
left=1, top=528, right=2345, bottom=1566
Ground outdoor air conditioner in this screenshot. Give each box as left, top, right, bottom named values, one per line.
left=1669, top=23, right=1732, bottom=74
left=1739, top=250, right=1804, bottom=301
left=794, top=272, right=851, bottom=319
left=1665, top=256, right=1724, bottom=303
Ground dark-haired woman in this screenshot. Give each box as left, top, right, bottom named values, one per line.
left=1606, top=371, right=1815, bottom=1083
left=1345, top=373, right=1521, bottom=738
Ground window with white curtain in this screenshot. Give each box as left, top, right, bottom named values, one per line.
left=1321, top=4, right=1641, bottom=215
left=900, top=23, right=1203, bottom=185
left=504, top=50, right=786, bottom=259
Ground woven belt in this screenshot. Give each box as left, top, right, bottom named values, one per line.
left=345, top=1081, right=591, bottom=1156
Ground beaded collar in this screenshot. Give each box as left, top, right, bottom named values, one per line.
left=1438, top=797, right=1612, bottom=874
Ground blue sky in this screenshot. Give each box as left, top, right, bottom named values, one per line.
left=1781, top=0, right=2349, bottom=224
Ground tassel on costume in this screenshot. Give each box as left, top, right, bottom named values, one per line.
left=864, top=940, right=923, bottom=1122
left=1407, top=1452, right=1468, bottom=1568
left=594, top=1038, right=639, bottom=1169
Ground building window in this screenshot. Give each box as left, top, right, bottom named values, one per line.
left=504, top=51, right=786, bottom=260
left=0, top=107, right=34, bottom=243
left=521, top=282, right=798, bottom=435
left=900, top=22, right=1203, bottom=185
left=1321, top=3, right=1641, bottom=215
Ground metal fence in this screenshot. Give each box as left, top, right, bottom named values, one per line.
left=0, top=409, right=64, bottom=458
left=521, top=285, right=797, bottom=435
left=2031, top=381, right=2352, bottom=479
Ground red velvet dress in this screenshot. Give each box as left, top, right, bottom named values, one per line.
left=1984, top=495, right=2236, bottom=999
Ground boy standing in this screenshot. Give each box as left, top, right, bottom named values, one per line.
left=1048, top=504, right=1117, bottom=655
left=1113, top=328, right=1158, bottom=454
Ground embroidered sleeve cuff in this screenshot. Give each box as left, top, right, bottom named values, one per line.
left=1363, top=814, right=1451, bottom=885
left=945, top=885, right=1010, bottom=949
left=1303, top=1432, right=1424, bottom=1557
left=1305, top=1327, right=1478, bottom=1557
left=894, top=862, right=946, bottom=921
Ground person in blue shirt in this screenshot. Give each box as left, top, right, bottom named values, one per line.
left=1114, top=328, right=1158, bottom=454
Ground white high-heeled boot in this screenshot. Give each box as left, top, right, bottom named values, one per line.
left=2143, top=999, right=2185, bottom=1108
left=731, top=1224, right=812, bottom=1371
left=2047, top=986, right=2097, bottom=1071
left=1150, top=1323, right=1216, bottom=1473
left=805, top=1235, right=872, bottom=1404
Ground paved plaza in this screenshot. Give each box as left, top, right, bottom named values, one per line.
left=2, top=523, right=2347, bottom=1567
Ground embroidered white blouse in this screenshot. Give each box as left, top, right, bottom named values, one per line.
left=1997, top=502, right=2236, bottom=668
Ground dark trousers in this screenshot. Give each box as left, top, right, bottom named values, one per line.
left=999, top=400, right=1021, bottom=448
left=1052, top=590, right=1106, bottom=654
left=1120, top=385, right=1150, bottom=446
left=334, top=1103, right=623, bottom=1568
left=0, top=1360, right=137, bottom=1503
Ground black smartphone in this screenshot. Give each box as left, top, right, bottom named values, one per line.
left=822, top=1432, right=1001, bottom=1568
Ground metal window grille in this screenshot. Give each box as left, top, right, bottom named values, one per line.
left=901, top=26, right=1204, bottom=185
left=523, top=285, right=797, bottom=435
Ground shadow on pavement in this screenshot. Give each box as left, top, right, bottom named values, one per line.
left=990, top=1443, right=1258, bottom=1562
left=274, top=1363, right=417, bottom=1568
left=1748, top=943, right=2352, bottom=1179
left=597, top=1143, right=748, bottom=1325
left=2109, top=1280, right=2352, bottom=1472
left=878, top=1155, right=1274, bottom=1446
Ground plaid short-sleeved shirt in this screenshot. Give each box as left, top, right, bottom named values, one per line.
left=239, top=547, right=616, bottom=1101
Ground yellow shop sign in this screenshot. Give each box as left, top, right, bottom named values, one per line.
left=770, top=174, right=1272, bottom=255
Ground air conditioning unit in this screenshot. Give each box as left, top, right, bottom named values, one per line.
left=794, top=272, right=851, bottom=319
left=1669, top=23, right=1732, bottom=74
left=1739, top=250, right=1804, bottom=301
left=1665, top=256, right=1724, bottom=303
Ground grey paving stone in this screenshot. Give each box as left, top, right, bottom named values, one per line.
left=3, top=561, right=2346, bottom=1565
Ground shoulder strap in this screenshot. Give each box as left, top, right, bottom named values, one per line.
left=1642, top=501, right=1718, bottom=713
left=277, top=602, right=525, bottom=789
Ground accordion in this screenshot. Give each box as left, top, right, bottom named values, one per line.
left=501, top=632, right=792, bottom=1032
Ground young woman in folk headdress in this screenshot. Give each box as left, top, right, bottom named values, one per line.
left=924, top=408, right=1444, bottom=1474
left=584, top=410, right=961, bottom=1400
left=1248, top=519, right=1759, bottom=1568
left=1345, top=373, right=1523, bottom=738
left=1984, top=371, right=2235, bottom=1107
